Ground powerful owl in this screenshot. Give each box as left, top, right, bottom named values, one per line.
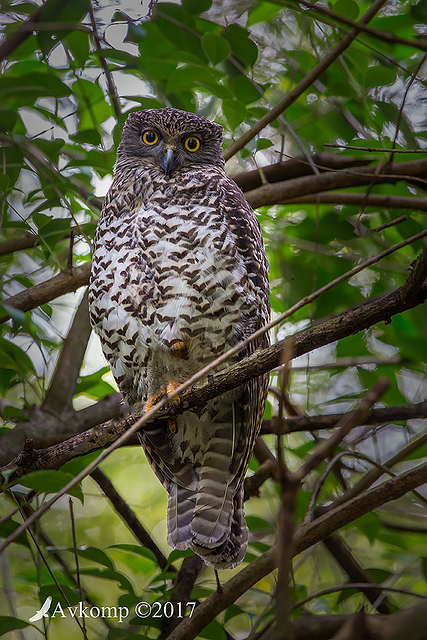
left=89, top=108, right=270, bottom=569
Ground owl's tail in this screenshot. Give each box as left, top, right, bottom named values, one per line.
left=167, top=482, right=247, bottom=570
left=191, top=484, right=248, bottom=569
left=166, top=415, right=248, bottom=570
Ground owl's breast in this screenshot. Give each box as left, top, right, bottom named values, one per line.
left=89, top=200, right=260, bottom=398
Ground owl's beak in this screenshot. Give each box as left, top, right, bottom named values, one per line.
left=162, top=147, right=177, bottom=177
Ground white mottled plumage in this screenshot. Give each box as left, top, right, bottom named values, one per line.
left=89, top=108, right=270, bottom=569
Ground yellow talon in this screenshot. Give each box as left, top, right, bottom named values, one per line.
left=168, top=416, right=179, bottom=433
left=166, top=380, right=181, bottom=403
left=143, top=391, right=164, bottom=413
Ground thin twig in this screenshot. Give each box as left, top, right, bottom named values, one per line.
left=90, top=467, right=173, bottom=571
left=69, top=498, right=87, bottom=639
left=294, top=379, right=389, bottom=482
left=224, top=0, right=388, bottom=160
left=88, top=2, right=121, bottom=120
left=325, top=143, right=427, bottom=153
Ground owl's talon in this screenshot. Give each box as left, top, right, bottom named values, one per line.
left=168, top=416, right=179, bottom=433
left=166, top=380, right=182, bottom=410
left=143, top=391, right=165, bottom=414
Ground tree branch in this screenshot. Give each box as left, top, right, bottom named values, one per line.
left=261, top=400, right=427, bottom=434
left=294, top=379, right=389, bottom=482
left=90, top=468, right=173, bottom=571
left=42, top=290, right=91, bottom=415
left=245, top=159, right=427, bottom=209
left=1, top=272, right=426, bottom=480
left=88, top=2, right=121, bottom=120
left=165, top=460, right=427, bottom=640
left=280, top=192, right=427, bottom=211
left=0, top=4, right=45, bottom=64
left=289, top=604, right=427, bottom=640
left=0, top=263, right=91, bottom=323
left=288, top=0, right=427, bottom=55
left=0, top=393, right=128, bottom=467
left=231, top=155, right=375, bottom=192
left=322, top=533, right=392, bottom=614
left=224, top=0, right=388, bottom=160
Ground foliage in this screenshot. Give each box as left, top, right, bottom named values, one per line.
left=0, top=0, right=427, bottom=639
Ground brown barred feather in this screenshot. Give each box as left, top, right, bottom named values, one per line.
left=89, top=108, right=270, bottom=569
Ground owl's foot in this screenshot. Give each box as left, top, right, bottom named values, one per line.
left=166, top=380, right=183, bottom=432
left=143, top=381, right=183, bottom=433
left=168, top=416, right=178, bottom=434
left=143, top=391, right=165, bottom=414
left=170, top=339, right=189, bottom=361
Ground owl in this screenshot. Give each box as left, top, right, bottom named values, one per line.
left=89, top=108, right=270, bottom=569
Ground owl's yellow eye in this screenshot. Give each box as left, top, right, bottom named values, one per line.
left=184, top=136, right=201, bottom=152
left=142, top=130, right=159, bottom=145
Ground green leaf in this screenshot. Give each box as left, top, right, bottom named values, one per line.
left=247, top=2, right=283, bottom=26
left=108, top=544, right=158, bottom=564
left=39, top=584, right=80, bottom=608
left=257, top=138, right=273, bottom=150
left=0, top=109, right=18, bottom=133
left=222, top=99, right=248, bottom=129
left=78, top=568, right=134, bottom=593
left=199, top=619, right=227, bottom=640
left=70, top=129, right=102, bottom=146
left=354, top=512, right=381, bottom=543
left=201, top=33, right=231, bottom=65
left=78, top=546, right=114, bottom=570
left=223, top=604, right=246, bottom=623
left=0, top=518, right=30, bottom=548
left=0, top=617, right=29, bottom=636
left=223, top=24, right=258, bottom=67
left=19, top=470, right=84, bottom=503
left=411, top=0, right=427, bottom=21
left=38, top=0, right=91, bottom=55
left=0, top=74, right=71, bottom=104
left=65, top=29, right=90, bottom=66
left=182, top=0, right=212, bottom=14
left=233, top=75, right=261, bottom=104
left=0, top=174, right=10, bottom=192
left=333, top=0, right=359, bottom=20
left=0, top=337, right=36, bottom=376
left=365, top=66, right=397, bottom=88
left=245, top=515, right=274, bottom=531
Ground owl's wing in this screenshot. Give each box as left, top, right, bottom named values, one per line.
left=217, top=175, right=270, bottom=488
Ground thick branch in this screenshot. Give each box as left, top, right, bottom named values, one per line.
left=261, top=400, right=427, bottom=434
left=0, top=222, right=96, bottom=258
left=0, top=393, right=128, bottom=467
left=231, top=155, right=374, bottom=192
left=245, top=159, right=427, bottom=209
left=287, top=603, right=427, bottom=640
left=280, top=192, right=427, bottom=211
left=165, top=460, right=427, bottom=640
left=0, top=263, right=91, bottom=323
left=42, top=290, right=91, bottom=414
left=1, top=275, right=426, bottom=481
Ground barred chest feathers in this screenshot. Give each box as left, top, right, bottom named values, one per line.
left=89, top=165, right=259, bottom=405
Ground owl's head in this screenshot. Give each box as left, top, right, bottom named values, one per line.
left=117, top=108, right=225, bottom=176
